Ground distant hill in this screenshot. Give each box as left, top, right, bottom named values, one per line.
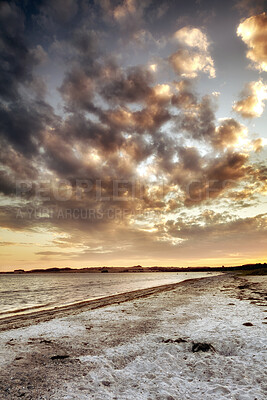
left=1, top=263, right=266, bottom=274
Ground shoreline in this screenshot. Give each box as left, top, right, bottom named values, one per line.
left=2, top=262, right=266, bottom=274
left=0, top=275, right=218, bottom=332
left=0, top=273, right=266, bottom=399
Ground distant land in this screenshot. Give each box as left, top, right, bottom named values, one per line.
left=1, top=263, right=266, bottom=274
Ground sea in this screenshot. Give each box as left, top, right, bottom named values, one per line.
left=0, top=271, right=218, bottom=320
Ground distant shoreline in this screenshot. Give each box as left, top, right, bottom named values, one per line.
left=0, top=262, right=266, bottom=274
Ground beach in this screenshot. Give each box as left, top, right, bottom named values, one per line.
left=0, top=273, right=266, bottom=400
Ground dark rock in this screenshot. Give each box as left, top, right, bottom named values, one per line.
left=51, top=355, right=69, bottom=360
left=162, top=338, right=187, bottom=343
left=102, top=380, right=111, bottom=386
left=192, top=342, right=215, bottom=352
left=174, top=338, right=187, bottom=343
left=243, top=322, right=253, bottom=326
left=237, top=284, right=250, bottom=289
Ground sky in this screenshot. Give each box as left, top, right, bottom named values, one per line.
left=0, top=0, right=266, bottom=271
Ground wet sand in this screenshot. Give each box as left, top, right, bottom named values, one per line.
left=0, top=274, right=266, bottom=399
left=0, top=279, right=206, bottom=332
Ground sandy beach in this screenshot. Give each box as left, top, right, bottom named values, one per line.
left=0, top=273, right=266, bottom=400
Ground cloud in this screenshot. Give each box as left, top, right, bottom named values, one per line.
left=40, top=0, right=78, bottom=23
left=130, top=29, right=166, bottom=49
left=252, top=138, right=265, bottom=152
left=207, top=151, right=248, bottom=180
left=0, top=1, right=266, bottom=269
left=113, top=0, right=137, bottom=21
left=237, top=12, right=267, bottom=71
left=0, top=171, right=16, bottom=196
left=233, top=80, right=267, bottom=118
left=168, top=150, right=250, bottom=206
left=177, top=146, right=203, bottom=172
left=0, top=2, right=57, bottom=158
left=0, top=1, right=38, bottom=101
left=98, top=0, right=151, bottom=35
left=59, top=68, right=97, bottom=113
left=172, top=80, right=197, bottom=109
left=174, top=26, right=209, bottom=51
left=177, top=94, right=217, bottom=140
left=169, top=49, right=215, bottom=78
left=213, top=119, right=248, bottom=149
left=165, top=213, right=267, bottom=252
left=235, top=0, right=265, bottom=16
left=170, top=26, right=215, bottom=78
left=100, top=65, right=154, bottom=104
left=0, top=99, right=55, bottom=156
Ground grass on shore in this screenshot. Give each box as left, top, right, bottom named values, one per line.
left=236, top=267, right=267, bottom=276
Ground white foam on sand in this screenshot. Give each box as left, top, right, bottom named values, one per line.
left=0, top=275, right=266, bottom=399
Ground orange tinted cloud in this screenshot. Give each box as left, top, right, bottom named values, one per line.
left=170, top=49, right=215, bottom=78
left=237, top=12, right=267, bottom=71
left=174, top=26, right=209, bottom=51
left=170, top=26, right=215, bottom=78
left=213, top=119, right=247, bottom=149
left=233, top=80, right=267, bottom=118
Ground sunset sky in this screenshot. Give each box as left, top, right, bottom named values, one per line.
left=0, top=0, right=266, bottom=271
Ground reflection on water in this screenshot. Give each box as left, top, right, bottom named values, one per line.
left=0, top=272, right=219, bottom=319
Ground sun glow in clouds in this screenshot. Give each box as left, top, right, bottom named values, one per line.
left=233, top=80, right=267, bottom=118
left=237, top=12, right=267, bottom=71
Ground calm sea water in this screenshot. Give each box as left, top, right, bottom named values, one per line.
left=0, top=272, right=217, bottom=319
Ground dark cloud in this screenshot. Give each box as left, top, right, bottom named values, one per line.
left=235, top=0, right=265, bottom=16
left=39, top=0, right=78, bottom=24
left=100, top=65, right=154, bottom=104
left=177, top=94, right=217, bottom=140
left=177, top=146, right=203, bottom=172
left=59, top=68, right=97, bottom=113
left=0, top=99, right=55, bottom=155
left=0, top=1, right=36, bottom=101
left=62, top=113, right=124, bottom=153
left=71, top=27, right=99, bottom=57
left=172, top=80, right=197, bottom=109
left=0, top=2, right=57, bottom=158
left=0, top=171, right=15, bottom=196
left=165, top=212, right=267, bottom=242
left=165, top=150, right=250, bottom=206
